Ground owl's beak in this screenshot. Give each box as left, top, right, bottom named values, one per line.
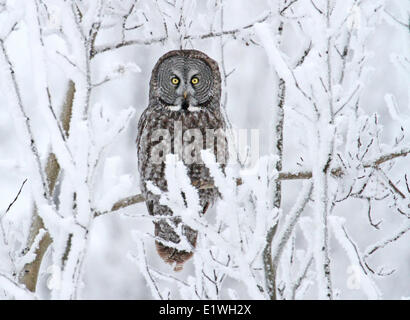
left=181, top=91, right=189, bottom=110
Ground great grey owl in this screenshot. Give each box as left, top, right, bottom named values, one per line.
left=137, top=50, right=228, bottom=271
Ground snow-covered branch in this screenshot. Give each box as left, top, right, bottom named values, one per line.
left=0, top=273, right=37, bottom=300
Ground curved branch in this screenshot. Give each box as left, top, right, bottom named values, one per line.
left=279, top=146, right=410, bottom=180
left=94, top=194, right=145, bottom=217
left=364, top=223, right=410, bottom=259
left=98, top=146, right=410, bottom=215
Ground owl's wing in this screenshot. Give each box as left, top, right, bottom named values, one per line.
left=136, top=106, right=152, bottom=148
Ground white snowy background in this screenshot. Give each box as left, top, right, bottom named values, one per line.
left=0, top=0, right=409, bottom=299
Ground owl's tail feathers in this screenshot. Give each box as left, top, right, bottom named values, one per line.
left=155, top=241, right=195, bottom=272
left=154, top=218, right=199, bottom=271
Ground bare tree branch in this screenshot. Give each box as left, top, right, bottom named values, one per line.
left=97, top=146, right=410, bottom=215
left=94, top=194, right=145, bottom=217
left=383, top=10, right=410, bottom=30
left=0, top=39, right=49, bottom=201
left=279, top=146, right=410, bottom=180
left=0, top=273, right=37, bottom=300
left=364, top=223, right=410, bottom=259
left=268, top=181, right=313, bottom=299
left=92, top=10, right=273, bottom=57
left=19, top=81, right=75, bottom=292
left=3, top=179, right=27, bottom=215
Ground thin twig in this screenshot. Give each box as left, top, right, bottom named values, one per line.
left=0, top=39, right=49, bottom=201
left=0, top=273, right=37, bottom=300
left=93, top=11, right=273, bottom=56
left=364, top=223, right=410, bottom=258
left=4, top=179, right=27, bottom=215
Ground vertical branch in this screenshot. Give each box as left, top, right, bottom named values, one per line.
left=311, top=0, right=334, bottom=300
left=54, top=1, right=104, bottom=299
left=0, top=33, right=60, bottom=292
left=19, top=212, right=52, bottom=292
left=273, top=77, right=285, bottom=209
left=263, top=78, right=285, bottom=300
left=18, top=0, right=79, bottom=293
left=19, top=81, right=75, bottom=292
left=263, top=12, right=286, bottom=300
left=271, top=181, right=313, bottom=271
left=0, top=40, right=49, bottom=200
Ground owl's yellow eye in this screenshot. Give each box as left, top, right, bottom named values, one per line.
left=171, top=77, right=180, bottom=85
left=191, top=77, right=199, bottom=85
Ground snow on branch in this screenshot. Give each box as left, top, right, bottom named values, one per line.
left=0, top=273, right=37, bottom=300
left=330, top=216, right=381, bottom=299
left=0, top=39, right=50, bottom=202
left=270, top=181, right=313, bottom=271
left=129, top=152, right=309, bottom=299
left=97, top=145, right=410, bottom=215
left=364, top=222, right=410, bottom=262
left=92, top=9, right=273, bottom=56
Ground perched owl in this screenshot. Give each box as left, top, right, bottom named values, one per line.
left=137, top=50, right=228, bottom=271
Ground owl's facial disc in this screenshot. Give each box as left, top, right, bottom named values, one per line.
left=172, top=70, right=200, bottom=111
left=157, top=56, right=213, bottom=111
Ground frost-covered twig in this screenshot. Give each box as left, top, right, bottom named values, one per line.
left=0, top=39, right=49, bottom=202
left=131, top=237, right=165, bottom=300
left=94, top=194, right=145, bottom=217
left=331, top=217, right=381, bottom=299
left=270, top=181, right=313, bottom=278
left=92, top=10, right=273, bottom=56
left=279, top=146, right=410, bottom=180
left=383, top=9, right=409, bottom=30
left=364, top=223, right=410, bottom=260
left=18, top=81, right=74, bottom=292
left=0, top=273, right=37, bottom=300
left=2, top=179, right=27, bottom=216
left=0, top=179, right=28, bottom=276
left=290, top=253, right=313, bottom=300
left=0, top=25, right=62, bottom=292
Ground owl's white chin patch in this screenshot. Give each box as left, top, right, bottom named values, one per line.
left=167, top=105, right=181, bottom=111
left=187, top=106, right=201, bottom=112
left=167, top=105, right=201, bottom=112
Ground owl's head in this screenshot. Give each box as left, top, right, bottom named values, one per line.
left=150, top=50, right=221, bottom=111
